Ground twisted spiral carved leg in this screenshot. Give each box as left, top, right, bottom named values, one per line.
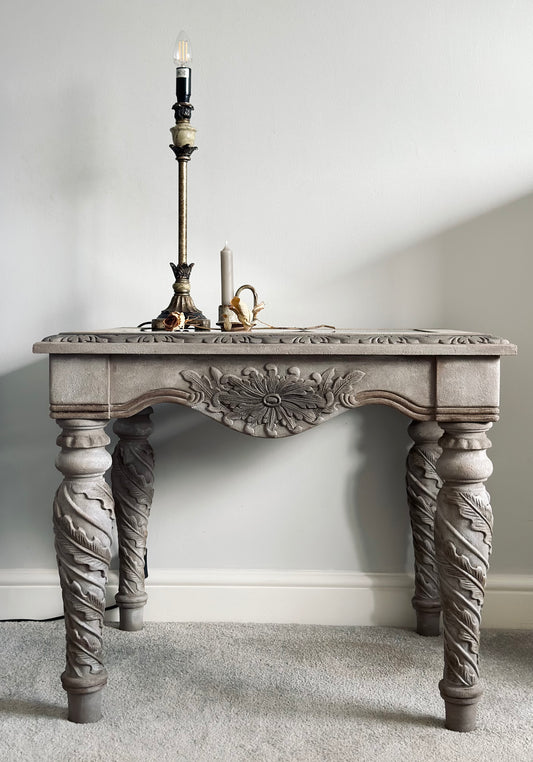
left=406, top=420, right=443, bottom=636
left=111, top=409, right=155, bottom=632
left=435, top=422, right=493, bottom=732
left=53, top=419, right=114, bottom=723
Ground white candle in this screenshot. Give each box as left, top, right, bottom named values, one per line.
left=220, top=242, right=234, bottom=305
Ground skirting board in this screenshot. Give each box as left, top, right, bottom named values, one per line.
left=1, top=569, right=532, bottom=629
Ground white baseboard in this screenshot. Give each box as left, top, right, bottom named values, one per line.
left=1, top=569, right=532, bottom=629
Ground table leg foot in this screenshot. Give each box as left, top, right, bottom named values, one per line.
left=67, top=688, right=104, bottom=724
left=415, top=607, right=441, bottom=637
left=119, top=604, right=146, bottom=632
left=406, top=420, right=443, bottom=636
left=440, top=680, right=483, bottom=732
left=435, top=422, right=493, bottom=732
left=112, top=409, right=155, bottom=633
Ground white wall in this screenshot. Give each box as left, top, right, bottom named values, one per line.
left=1, top=1, right=532, bottom=617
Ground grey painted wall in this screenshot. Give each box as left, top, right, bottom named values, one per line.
left=1, top=0, right=532, bottom=579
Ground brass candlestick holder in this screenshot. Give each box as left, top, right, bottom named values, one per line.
left=152, top=102, right=210, bottom=330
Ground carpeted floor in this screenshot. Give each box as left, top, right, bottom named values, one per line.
left=0, top=622, right=531, bottom=761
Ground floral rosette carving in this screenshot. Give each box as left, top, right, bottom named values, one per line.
left=181, top=364, right=365, bottom=437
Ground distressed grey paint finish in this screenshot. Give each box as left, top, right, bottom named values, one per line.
left=34, top=329, right=516, bottom=729
left=435, top=422, right=494, bottom=733
left=111, top=409, right=155, bottom=632
left=37, top=329, right=513, bottom=352
left=406, top=420, right=443, bottom=637
left=53, top=419, right=114, bottom=723
left=36, top=328, right=513, bottom=426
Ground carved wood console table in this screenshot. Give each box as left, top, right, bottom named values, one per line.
left=33, top=328, right=516, bottom=731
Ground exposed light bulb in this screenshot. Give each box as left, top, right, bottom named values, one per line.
left=173, top=31, right=192, bottom=67
left=173, top=31, right=192, bottom=103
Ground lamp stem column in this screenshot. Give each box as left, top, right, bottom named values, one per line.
left=151, top=101, right=209, bottom=330
left=151, top=31, right=210, bottom=331
left=178, top=157, right=188, bottom=265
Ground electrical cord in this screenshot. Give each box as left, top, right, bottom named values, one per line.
left=137, top=320, right=337, bottom=332
left=1, top=553, right=149, bottom=623
left=0, top=604, right=119, bottom=624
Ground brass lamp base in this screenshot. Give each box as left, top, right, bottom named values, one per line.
left=152, top=262, right=210, bottom=331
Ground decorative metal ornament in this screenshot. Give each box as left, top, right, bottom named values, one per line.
left=218, top=284, right=265, bottom=331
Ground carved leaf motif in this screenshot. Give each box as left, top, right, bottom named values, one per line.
left=364, top=334, right=412, bottom=344
left=445, top=651, right=478, bottom=686
left=180, top=364, right=365, bottom=436
left=71, top=482, right=115, bottom=519
left=111, top=419, right=155, bottom=603
left=454, top=491, right=493, bottom=549
left=280, top=335, right=342, bottom=345
left=116, top=512, right=148, bottom=543
left=69, top=628, right=102, bottom=661
left=410, top=447, right=441, bottom=485
left=54, top=515, right=111, bottom=568
left=319, top=369, right=365, bottom=407
left=458, top=576, right=485, bottom=605
left=451, top=603, right=480, bottom=654
left=434, top=441, right=494, bottom=695
left=182, top=367, right=224, bottom=412
left=440, top=540, right=487, bottom=603
left=113, top=454, right=153, bottom=505
left=442, top=335, right=494, bottom=345
left=69, top=580, right=106, bottom=618
left=207, top=334, right=262, bottom=344
left=406, top=432, right=443, bottom=609
left=69, top=548, right=109, bottom=571
left=42, top=331, right=509, bottom=346
left=63, top=335, right=110, bottom=343
left=130, top=334, right=184, bottom=343
left=407, top=492, right=435, bottom=529
left=53, top=465, right=113, bottom=682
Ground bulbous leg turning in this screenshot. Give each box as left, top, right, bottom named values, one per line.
left=435, top=422, right=493, bottom=732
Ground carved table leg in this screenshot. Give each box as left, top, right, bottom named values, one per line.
left=406, top=420, right=443, bottom=636
left=53, top=419, right=114, bottom=723
left=111, top=409, right=155, bottom=632
left=435, top=422, right=493, bottom=732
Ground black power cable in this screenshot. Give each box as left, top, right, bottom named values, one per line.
left=2, top=551, right=148, bottom=623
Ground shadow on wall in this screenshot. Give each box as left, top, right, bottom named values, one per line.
left=0, top=192, right=531, bottom=574
left=146, top=403, right=368, bottom=570
left=0, top=360, right=59, bottom=568
left=435, top=193, right=532, bottom=573
left=342, top=191, right=533, bottom=573
left=348, top=404, right=412, bottom=574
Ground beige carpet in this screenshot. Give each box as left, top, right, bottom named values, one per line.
left=0, top=622, right=532, bottom=761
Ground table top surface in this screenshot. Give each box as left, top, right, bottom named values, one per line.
left=34, top=328, right=517, bottom=357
